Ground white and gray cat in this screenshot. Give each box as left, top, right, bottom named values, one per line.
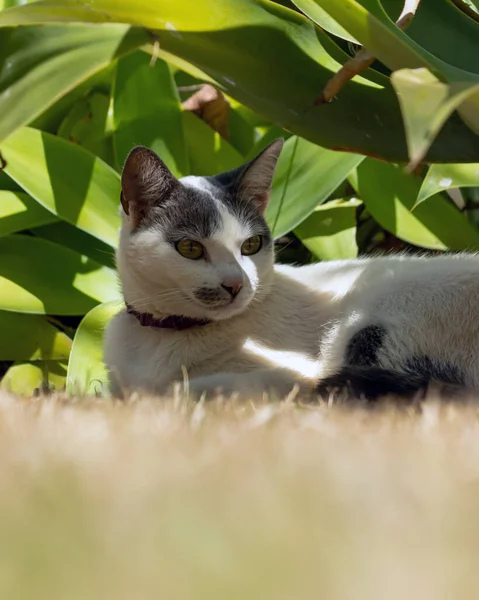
left=104, top=140, right=479, bottom=401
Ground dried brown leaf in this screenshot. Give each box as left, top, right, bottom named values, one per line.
left=182, top=84, right=230, bottom=139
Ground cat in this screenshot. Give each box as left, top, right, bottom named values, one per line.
left=104, top=140, right=479, bottom=402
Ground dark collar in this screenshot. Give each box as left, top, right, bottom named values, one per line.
left=126, top=304, right=211, bottom=331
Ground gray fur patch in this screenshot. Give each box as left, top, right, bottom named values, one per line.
left=135, top=182, right=222, bottom=241
left=136, top=173, right=272, bottom=247
left=207, top=172, right=272, bottom=243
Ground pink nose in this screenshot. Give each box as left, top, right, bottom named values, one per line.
left=221, top=282, right=243, bottom=299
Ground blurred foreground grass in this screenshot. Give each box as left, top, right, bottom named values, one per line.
left=1, top=392, right=479, bottom=599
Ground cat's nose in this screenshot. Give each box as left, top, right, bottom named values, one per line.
left=221, top=282, right=243, bottom=299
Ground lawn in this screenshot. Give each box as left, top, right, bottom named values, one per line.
left=1, top=391, right=478, bottom=599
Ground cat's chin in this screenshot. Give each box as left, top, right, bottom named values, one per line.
left=199, top=297, right=253, bottom=321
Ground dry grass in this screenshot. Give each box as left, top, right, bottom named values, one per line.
left=1, top=392, right=479, bottom=599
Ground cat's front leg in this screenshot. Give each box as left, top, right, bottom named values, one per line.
left=187, top=368, right=314, bottom=400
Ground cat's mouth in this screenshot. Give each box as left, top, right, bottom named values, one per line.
left=192, top=292, right=253, bottom=319
left=193, top=286, right=250, bottom=308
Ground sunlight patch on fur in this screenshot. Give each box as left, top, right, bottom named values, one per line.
left=243, top=338, right=320, bottom=380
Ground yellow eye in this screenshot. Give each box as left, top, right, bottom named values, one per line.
left=241, top=235, right=262, bottom=256
left=175, top=239, right=204, bottom=260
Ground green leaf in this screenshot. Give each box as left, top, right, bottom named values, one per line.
left=227, top=107, right=255, bottom=157
left=354, top=159, right=479, bottom=251
left=267, top=136, right=364, bottom=238
left=296, top=0, right=479, bottom=161
left=292, top=0, right=359, bottom=43
left=245, top=125, right=291, bottom=162
left=31, top=63, right=115, bottom=136
left=2, top=0, right=478, bottom=163
left=0, top=235, right=119, bottom=315
left=2, top=127, right=120, bottom=247
left=1, top=360, right=67, bottom=395
left=391, top=68, right=479, bottom=168
left=0, top=311, right=71, bottom=360
left=182, top=111, right=243, bottom=176
left=0, top=23, right=149, bottom=143
left=0, top=190, right=58, bottom=236
left=113, top=51, right=189, bottom=175
left=67, top=300, right=122, bottom=396
left=417, top=163, right=479, bottom=207
left=31, top=222, right=115, bottom=269
left=300, top=0, right=478, bottom=75
left=0, top=170, right=21, bottom=191
left=381, top=0, right=479, bottom=75
left=153, top=46, right=215, bottom=84
left=294, top=198, right=361, bottom=260
left=58, top=92, right=115, bottom=167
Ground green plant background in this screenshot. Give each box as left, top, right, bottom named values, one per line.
left=0, top=0, right=477, bottom=395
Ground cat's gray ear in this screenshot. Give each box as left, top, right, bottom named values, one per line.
left=121, top=146, right=177, bottom=226
left=237, top=139, right=283, bottom=213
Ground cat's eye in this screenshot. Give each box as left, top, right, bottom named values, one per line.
left=176, top=239, right=204, bottom=260
left=241, top=235, right=262, bottom=256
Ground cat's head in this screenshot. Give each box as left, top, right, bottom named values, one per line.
left=117, top=139, right=283, bottom=321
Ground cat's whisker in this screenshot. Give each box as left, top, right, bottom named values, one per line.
left=127, top=291, right=188, bottom=309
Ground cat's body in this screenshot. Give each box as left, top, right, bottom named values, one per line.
left=104, top=141, right=479, bottom=401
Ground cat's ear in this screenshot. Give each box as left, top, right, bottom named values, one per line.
left=121, top=146, right=177, bottom=227
left=237, top=139, right=283, bottom=214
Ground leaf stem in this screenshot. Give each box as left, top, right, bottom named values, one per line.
left=450, top=0, right=479, bottom=22
left=315, top=0, right=422, bottom=105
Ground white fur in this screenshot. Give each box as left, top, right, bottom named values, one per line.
left=105, top=234, right=479, bottom=398
left=105, top=143, right=479, bottom=399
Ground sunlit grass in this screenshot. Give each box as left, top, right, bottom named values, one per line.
left=0, top=391, right=479, bottom=599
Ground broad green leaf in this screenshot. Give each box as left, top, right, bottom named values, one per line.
left=228, top=108, right=255, bottom=158
left=0, top=190, right=58, bottom=236
left=417, top=163, right=479, bottom=207
left=0, top=170, right=21, bottom=191
left=2, top=127, right=120, bottom=247
left=245, top=126, right=291, bottom=162
left=2, top=0, right=39, bottom=7
left=31, top=222, right=116, bottom=269
left=67, top=300, right=122, bottom=396
left=152, top=46, right=215, bottom=84
left=267, top=136, right=364, bottom=238
left=301, top=0, right=479, bottom=76
left=0, top=235, right=119, bottom=315
left=182, top=111, right=243, bottom=176
left=296, top=0, right=479, bottom=160
left=1, top=360, right=67, bottom=395
left=113, top=51, right=188, bottom=175
left=58, top=92, right=115, bottom=167
left=294, top=198, right=361, bottom=260
left=0, top=24, right=148, bottom=143
left=2, top=1, right=478, bottom=162
left=292, top=0, right=359, bottom=43
left=31, top=63, right=115, bottom=135
left=0, top=311, right=71, bottom=360
left=396, top=0, right=479, bottom=75
left=391, top=68, right=479, bottom=168
left=354, top=159, right=479, bottom=251
left=228, top=99, right=274, bottom=130
left=344, top=0, right=479, bottom=75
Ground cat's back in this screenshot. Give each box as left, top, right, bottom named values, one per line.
left=284, top=252, right=479, bottom=305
